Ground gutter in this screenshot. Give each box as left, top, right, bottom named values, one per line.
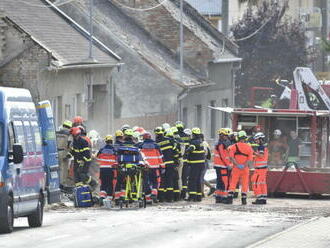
left=213, top=57, right=242, bottom=63
left=48, top=62, right=124, bottom=71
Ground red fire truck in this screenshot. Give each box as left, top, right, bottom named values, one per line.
left=212, top=68, right=330, bottom=196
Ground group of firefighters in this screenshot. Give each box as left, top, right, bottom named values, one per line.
left=57, top=117, right=269, bottom=206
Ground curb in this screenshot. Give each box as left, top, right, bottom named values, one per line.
left=246, top=217, right=319, bottom=248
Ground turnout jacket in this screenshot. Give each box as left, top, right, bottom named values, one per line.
left=156, top=135, right=179, bottom=167
left=97, top=144, right=117, bottom=168
left=185, top=138, right=206, bottom=166
left=69, top=136, right=92, bottom=164
left=139, top=139, right=164, bottom=169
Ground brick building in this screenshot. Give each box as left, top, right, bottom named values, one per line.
left=0, top=0, right=121, bottom=134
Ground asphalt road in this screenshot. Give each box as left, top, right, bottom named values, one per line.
left=0, top=201, right=301, bottom=248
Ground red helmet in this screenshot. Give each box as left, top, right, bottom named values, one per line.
left=143, top=132, right=152, bottom=140
left=73, top=116, right=83, bottom=125
left=70, top=127, right=81, bottom=136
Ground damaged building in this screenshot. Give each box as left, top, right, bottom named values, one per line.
left=59, top=0, right=240, bottom=139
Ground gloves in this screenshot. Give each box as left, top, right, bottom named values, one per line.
left=237, top=164, right=245, bottom=170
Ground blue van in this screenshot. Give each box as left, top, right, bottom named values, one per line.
left=0, top=87, right=60, bottom=233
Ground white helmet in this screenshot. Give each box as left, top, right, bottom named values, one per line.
left=273, top=129, right=282, bottom=136
left=254, top=132, right=265, bottom=140
left=184, top=128, right=192, bottom=136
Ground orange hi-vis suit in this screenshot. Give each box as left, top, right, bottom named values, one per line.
left=96, top=144, right=118, bottom=199
left=213, top=141, right=231, bottom=200
left=141, top=143, right=164, bottom=198
left=251, top=147, right=268, bottom=201
left=228, top=142, right=254, bottom=200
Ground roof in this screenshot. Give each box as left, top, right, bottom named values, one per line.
left=64, top=0, right=208, bottom=88
left=185, top=0, right=222, bottom=16
left=170, top=0, right=238, bottom=56
left=0, top=0, right=121, bottom=67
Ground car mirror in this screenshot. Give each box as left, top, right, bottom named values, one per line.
left=13, top=144, right=24, bottom=164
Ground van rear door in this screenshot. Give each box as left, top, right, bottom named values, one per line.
left=36, top=101, right=60, bottom=204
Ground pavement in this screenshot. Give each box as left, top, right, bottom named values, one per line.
left=248, top=217, right=330, bottom=248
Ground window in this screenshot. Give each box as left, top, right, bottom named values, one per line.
left=195, top=104, right=202, bottom=128
left=23, top=121, right=34, bottom=153
left=182, top=107, right=188, bottom=126
left=31, top=121, right=42, bottom=153
left=13, top=121, right=26, bottom=153
left=222, top=99, right=229, bottom=127
left=210, top=100, right=216, bottom=138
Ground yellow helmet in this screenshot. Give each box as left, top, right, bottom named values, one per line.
left=104, top=135, right=113, bottom=142
left=124, top=129, right=134, bottom=136
left=63, top=120, right=73, bottom=129
left=218, top=128, right=230, bottom=136
left=170, top=126, right=178, bottom=134
left=191, top=127, right=201, bottom=135
left=226, top=128, right=233, bottom=135
left=115, top=130, right=124, bottom=137
left=238, top=130, right=248, bottom=140
left=154, top=126, right=164, bottom=135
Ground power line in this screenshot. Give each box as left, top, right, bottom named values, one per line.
left=17, top=0, right=79, bottom=8
left=111, top=0, right=169, bottom=12
left=233, top=17, right=272, bottom=42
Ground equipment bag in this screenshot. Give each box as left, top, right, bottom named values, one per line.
left=117, top=146, right=140, bottom=164
left=73, top=186, right=93, bottom=208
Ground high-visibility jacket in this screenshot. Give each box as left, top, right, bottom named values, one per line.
left=156, top=136, right=179, bottom=167
left=69, top=136, right=92, bottom=164
left=97, top=144, right=117, bottom=168
left=139, top=139, right=164, bottom=168
left=213, top=140, right=231, bottom=168
left=186, top=138, right=205, bottom=166
left=254, top=147, right=269, bottom=169
left=228, top=142, right=254, bottom=166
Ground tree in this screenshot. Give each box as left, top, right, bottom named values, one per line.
left=231, top=0, right=315, bottom=107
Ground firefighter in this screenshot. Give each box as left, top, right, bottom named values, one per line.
left=185, top=127, right=206, bottom=202
left=114, top=130, right=124, bottom=149
left=251, top=132, right=268, bottom=205
left=72, top=116, right=87, bottom=135
left=139, top=132, right=164, bottom=203
left=181, top=128, right=192, bottom=199
left=269, top=129, right=288, bottom=167
left=96, top=135, right=118, bottom=205
left=175, top=121, right=191, bottom=199
left=68, top=127, right=97, bottom=189
left=213, top=128, right=232, bottom=203
left=155, top=126, right=179, bottom=202
left=227, top=130, right=254, bottom=205
left=57, top=120, right=73, bottom=188
left=165, top=129, right=181, bottom=201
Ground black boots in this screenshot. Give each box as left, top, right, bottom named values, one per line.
left=241, top=193, right=247, bottom=205
left=252, top=199, right=267, bottom=205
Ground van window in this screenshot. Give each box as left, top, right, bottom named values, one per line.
left=23, top=121, right=34, bottom=153
left=31, top=121, right=42, bottom=153
left=8, top=122, right=16, bottom=155
left=13, top=121, right=26, bottom=154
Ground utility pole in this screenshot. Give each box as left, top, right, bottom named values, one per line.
left=88, top=0, right=94, bottom=60
left=179, top=0, right=184, bottom=120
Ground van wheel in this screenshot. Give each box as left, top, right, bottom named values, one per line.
left=0, top=195, right=14, bottom=233
left=27, top=195, right=44, bottom=228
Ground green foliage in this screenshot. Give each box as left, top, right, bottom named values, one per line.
left=231, top=0, right=315, bottom=107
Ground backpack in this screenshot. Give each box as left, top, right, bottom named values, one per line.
left=117, top=146, right=140, bottom=164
